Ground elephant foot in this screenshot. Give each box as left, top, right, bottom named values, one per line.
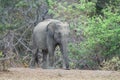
left=64, top=64, right=70, bottom=70
left=41, top=66, right=55, bottom=69
left=41, top=64, right=48, bottom=69
left=41, top=66, right=48, bottom=69
left=62, top=65, right=70, bottom=70
left=29, top=66, right=36, bottom=69
left=47, top=66, right=55, bottom=69
left=65, top=68, right=70, bottom=70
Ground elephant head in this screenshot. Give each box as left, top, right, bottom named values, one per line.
left=46, top=21, right=70, bottom=69
left=47, top=22, right=69, bottom=43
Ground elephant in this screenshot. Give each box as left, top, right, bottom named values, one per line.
left=30, top=19, right=70, bottom=70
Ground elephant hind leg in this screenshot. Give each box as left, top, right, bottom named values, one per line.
left=42, top=49, right=48, bottom=69
left=30, top=48, right=40, bottom=68
left=30, top=55, right=36, bottom=68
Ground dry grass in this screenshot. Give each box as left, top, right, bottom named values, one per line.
left=0, top=68, right=120, bottom=80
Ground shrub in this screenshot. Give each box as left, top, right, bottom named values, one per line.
left=101, top=57, right=120, bottom=71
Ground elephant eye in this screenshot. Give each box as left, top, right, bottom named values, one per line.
left=58, top=32, right=61, bottom=37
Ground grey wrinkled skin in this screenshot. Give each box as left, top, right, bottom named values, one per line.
left=30, top=19, right=70, bottom=70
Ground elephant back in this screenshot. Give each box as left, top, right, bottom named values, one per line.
left=33, top=19, right=60, bottom=49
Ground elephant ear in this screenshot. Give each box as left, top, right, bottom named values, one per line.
left=46, top=22, right=57, bottom=37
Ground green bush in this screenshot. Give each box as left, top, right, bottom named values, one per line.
left=84, top=6, right=120, bottom=59
left=0, top=51, right=3, bottom=58
left=67, top=0, right=120, bottom=69
left=101, top=57, right=120, bottom=71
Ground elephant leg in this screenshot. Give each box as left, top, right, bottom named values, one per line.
left=35, top=49, right=42, bottom=67
left=60, top=45, right=69, bottom=70
left=30, top=48, right=39, bottom=68
left=42, top=49, right=48, bottom=69
left=47, top=38, right=55, bottom=68
left=63, top=53, right=69, bottom=70
left=30, top=53, right=36, bottom=68
left=48, top=45, right=55, bottom=68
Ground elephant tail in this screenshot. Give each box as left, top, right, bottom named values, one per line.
left=32, top=33, right=37, bottom=49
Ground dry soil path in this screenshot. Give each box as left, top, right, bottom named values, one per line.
left=0, top=68, right=120, bottom=80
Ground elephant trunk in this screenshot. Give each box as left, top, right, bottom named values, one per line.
left=60, top=39, right=69, bottom=69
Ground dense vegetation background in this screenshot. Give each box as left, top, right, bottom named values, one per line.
left=0, top=0, right=120, bottom=70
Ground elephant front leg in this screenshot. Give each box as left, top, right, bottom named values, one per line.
left=60, top=44, right=70, bottom=70
left=63, top=53, right=69, bottom=70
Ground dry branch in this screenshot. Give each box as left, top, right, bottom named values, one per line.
left=0, top=57, right=14, bottom=61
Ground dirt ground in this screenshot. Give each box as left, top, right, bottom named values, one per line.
left=0, top=68, right=120, bottom=80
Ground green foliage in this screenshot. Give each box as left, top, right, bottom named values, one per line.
left=46, top=0, right=55, bottom=7
left=0, top=51, right=3, bottom=58
left=101, top=57, right=120, bottom=71
left=0, top=0, right=18, bottom=8
left=15, top=1, right=29, bottom=7
left=48, top=0, right=96, bottom=20
left=66, top=0, right=120, bottom=69
left=84, top=7, right=120, bottom=58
